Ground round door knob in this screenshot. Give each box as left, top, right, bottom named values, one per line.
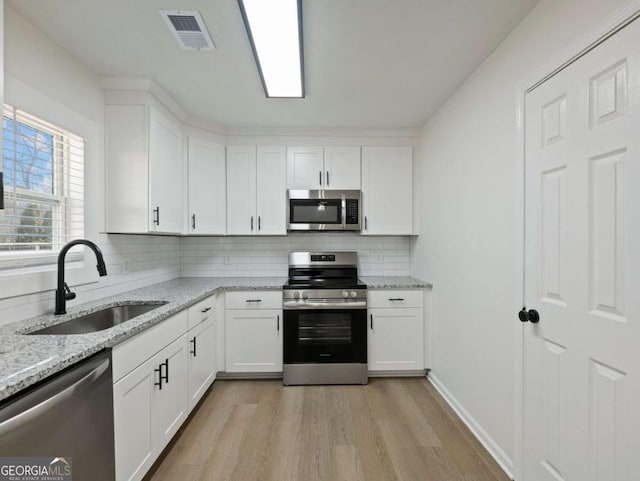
left=293, top=291, right=300, bottom=300
left=343, top=290, right=349, bottom=298
left=519, top=307, right=540, bottom=323
left=350, top=291, right=357, bottom=298
left=302, top=291, right=309, bottom=300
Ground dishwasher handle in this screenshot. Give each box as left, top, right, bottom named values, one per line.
left=0, top=353, right=110, bottom=436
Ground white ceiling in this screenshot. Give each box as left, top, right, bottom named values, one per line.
left=7, top=0, right=539, bottom=129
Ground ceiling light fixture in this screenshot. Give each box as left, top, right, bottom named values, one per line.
left=238, top=0, right=305, bottom=98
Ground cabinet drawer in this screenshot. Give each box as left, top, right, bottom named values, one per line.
left=367, top=290, right=424, bottom=309
left=225, top=291, right=282, bottom=310
left=113, top=310, right=188, bottom=382
left=188, top=295, right=215, bottom=330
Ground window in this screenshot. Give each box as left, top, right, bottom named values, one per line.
left=0, top=105, right=84, bottom=269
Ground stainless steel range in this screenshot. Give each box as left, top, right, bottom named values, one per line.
left=283, top=251, right=368, bottom=385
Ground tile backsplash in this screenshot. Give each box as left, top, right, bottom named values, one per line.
left=181, top=233, right=411, bottom=277
left=0, top=233, right=410, bottom=325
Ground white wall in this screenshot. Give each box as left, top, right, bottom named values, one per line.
left=411, top=0, right=632, bottom=474
left=0, top=7, right=182, bottom=324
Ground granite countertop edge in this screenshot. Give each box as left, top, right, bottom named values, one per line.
left=0, top=275, right=431, bottom=401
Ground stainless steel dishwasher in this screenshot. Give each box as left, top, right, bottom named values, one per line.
left=0, top=349, right=115, bottom=480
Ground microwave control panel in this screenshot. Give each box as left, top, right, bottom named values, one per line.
left=345, top=199, right=359, bottom=224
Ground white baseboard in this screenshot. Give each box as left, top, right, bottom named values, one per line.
left=427, top=372, right=514, bottom=479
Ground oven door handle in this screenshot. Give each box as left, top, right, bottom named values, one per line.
left=283, top=300, right=367, bottom=310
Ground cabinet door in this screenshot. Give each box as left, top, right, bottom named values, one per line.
left=187, top=137, right=226, bottom=235
left=361, top=147, right=412, bottom=235
left=187, top=318, right=216, bottom=410
left=113, top=356, right=157, bottom=481
left=286, top=146, right=324, bottom=189
left=256, top=146, right=286, bottom=235
left=368, top=308, right=424, bottom=371
left=148, top=106, right=183, bottom=234
left=225, top=309, right=282, bottom=372
left=324, top=146, right=361, bottom=190
left=226, top=146, right=257, bottom=235
left=153, top=335, right=189, bottom=453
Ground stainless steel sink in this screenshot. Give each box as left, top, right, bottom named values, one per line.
left=28, top=302, right=168, bottom=335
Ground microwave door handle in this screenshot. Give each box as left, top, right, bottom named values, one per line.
left=341, top=195, right=347, bottom=229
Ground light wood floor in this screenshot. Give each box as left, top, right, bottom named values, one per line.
left=145, top=378, right=510, bottom=481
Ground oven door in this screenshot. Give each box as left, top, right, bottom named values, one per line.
left=283, top=308, right=367, bottom=364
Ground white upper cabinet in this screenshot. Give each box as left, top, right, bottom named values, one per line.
left=227, top=145, right=286, bottom=235
left=187, top=137, right=226, bottom=235
left=256, top=146, right=287, bottom=235
left=287, top=146, right=324, bottom=189
left=323, top=146, right=361, bottom=189
left=287, top=146, right=361, bottom=190
left=361, top=146, right=413, bottom=235
left=105, top=92, right=184, bottom=234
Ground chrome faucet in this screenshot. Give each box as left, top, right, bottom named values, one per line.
left=55, top=239, right=107, bottom=315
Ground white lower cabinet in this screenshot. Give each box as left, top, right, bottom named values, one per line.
left=113, top=296, right=217, bottom=481
left=225, top=291, right=282, bottom=373
left=187, top=318, right=216, bottom=409
left=368, top=290, right=425, bottom=372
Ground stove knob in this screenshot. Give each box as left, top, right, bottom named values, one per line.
left=350, top=290, right=358, bottom=298
left=302, top=291, right=309, bottom=300
left=293, top=291, right=300, bottom=300
left=343, top=290, right=349, bottom=298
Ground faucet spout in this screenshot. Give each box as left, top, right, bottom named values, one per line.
left=55, top=239, right=108, bottom=315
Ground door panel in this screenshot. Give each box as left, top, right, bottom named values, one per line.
left=324, top=146, right=361, bottom=189
left=286, top=146, right=324, bottom=189
left=256, top=145, right=286, bottom=235
left=523, top=18, right=640, bottom=481
left=226, top=146, right=257, bottom=235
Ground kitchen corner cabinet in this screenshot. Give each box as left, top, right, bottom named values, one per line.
left=287, top=145, right=361, bottom=190
left=187, top=137, right=226, bottom=235
left=105, top=95, right=184, bottom=234
left=368, top=290, right=424, bottom=372
left=226, top=145, right=286, bottom=235
left=361, top=146, right=413, bottom=235
left=225, top=291, right=283, bottom=373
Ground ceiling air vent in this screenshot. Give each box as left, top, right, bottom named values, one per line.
left=159, top=10, right=215, bottom=51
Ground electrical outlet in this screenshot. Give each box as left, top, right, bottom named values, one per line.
left=374, top=253, right=384, bottom=264
left=122, top=260, right=130, bottom=274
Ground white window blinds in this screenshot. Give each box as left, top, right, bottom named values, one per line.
left=0, top=105, right=85, bottom=268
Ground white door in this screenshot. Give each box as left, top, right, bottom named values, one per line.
left=324, top=146, right=361, bottom=189
left=256, top=145, right=287, bottom=235
left=153, top=335, right=188, bottom=453
left=225, top=309, right=282, bottom=372
left=523, top=19, right=640, bottom=481
left=286, top=146, right=324, bottom=189
left=148, top=107, right=183, bottom=234
left=113, top=356, right=157, bottom=481
left=368, top=308, right=424, bottom=371
left=226, top=145, right=257, bottom=235
left=187, top=318, right=216, bottom=410
left=361, top=146, right=413, bottom=235
left=187, top=137, right=226, bottom=235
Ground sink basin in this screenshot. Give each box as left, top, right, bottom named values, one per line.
left=28, top=302, right=168, bottom=335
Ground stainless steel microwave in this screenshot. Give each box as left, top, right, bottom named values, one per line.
left=287, top=190, right=361, bottom=231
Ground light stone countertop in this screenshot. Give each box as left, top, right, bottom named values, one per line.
left=0, top=275, right=431, bottom=402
